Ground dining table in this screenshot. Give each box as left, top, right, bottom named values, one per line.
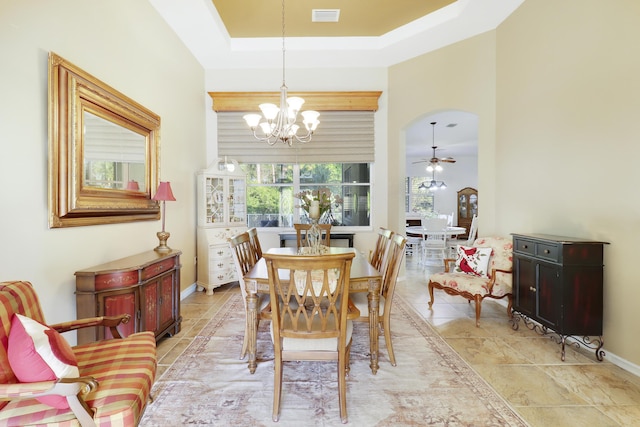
left=405, top=225, right=466, bottom=238
left=243, top=246, right=383, bottom=375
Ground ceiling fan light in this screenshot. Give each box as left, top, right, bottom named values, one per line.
left=435, top=164, right=443, bottom=172
left=426, top=165, right=434, bottom=172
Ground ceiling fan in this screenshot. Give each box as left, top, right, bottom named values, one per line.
left=412, top=121, right=456, bottom=171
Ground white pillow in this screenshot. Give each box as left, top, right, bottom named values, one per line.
left=454, top=246, right=492, bottom=278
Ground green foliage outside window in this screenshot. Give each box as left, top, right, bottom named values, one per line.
left=241, top=163, right=370, bottom=228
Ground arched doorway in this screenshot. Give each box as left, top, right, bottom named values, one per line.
left=404, top=110, right=478, bottom=227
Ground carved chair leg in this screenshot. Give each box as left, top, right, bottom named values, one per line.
left=474, top=295, right=482, bottom=327
left=507, top=295, right=514, bottom=318
left=427, top=282, right=435, bottom=308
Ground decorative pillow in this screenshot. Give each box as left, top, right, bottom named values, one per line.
left=7, top=314, right=79, bottom=409
left=454, top=246, right=492, bottom=278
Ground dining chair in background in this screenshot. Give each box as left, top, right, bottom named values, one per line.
left=446, top=214, right=478, bottom=258
left=294, top=223, right=332, bottom=247
left=229, top=232, right=270, bottom=360
left=247, top=227, right=263, bottom=261
left=264, top=251, right=356, bottom=423
left=421, top=217, right=448, bottom=264
left=369, top=227, right=394, bottom=271
left=351, top=233, right=406, bottom=366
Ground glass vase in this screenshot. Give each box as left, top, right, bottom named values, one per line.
left=307, top=218, right=322, bottom=252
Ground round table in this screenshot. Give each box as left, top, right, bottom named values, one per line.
left=405, top=226, right=467, bottom=265
left=405, top=226, right=466, bottom=237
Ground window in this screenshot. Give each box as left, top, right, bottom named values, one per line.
left=242, top=163, right=371, bottom=228
left=406, top=177, right=435, bottom=215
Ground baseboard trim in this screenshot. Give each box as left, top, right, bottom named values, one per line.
left=180, top=282, right=198, bottom=300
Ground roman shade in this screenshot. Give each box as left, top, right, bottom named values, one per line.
left=217, top=111, right=375, bottom=163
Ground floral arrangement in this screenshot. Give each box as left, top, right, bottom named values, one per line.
left=295, top=187, right=342, bottom=220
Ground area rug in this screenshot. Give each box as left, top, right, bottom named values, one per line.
left=140, top=292, right=528, bottom=426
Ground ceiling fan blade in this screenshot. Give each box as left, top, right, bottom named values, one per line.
left=411, top=159, right=430, bottom=164
left=440, top=158, right=456, bottom=163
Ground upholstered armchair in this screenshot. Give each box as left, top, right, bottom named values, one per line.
left=428, top=236, right=513, bottom=326
left=0, top=281, right=156, bottom=426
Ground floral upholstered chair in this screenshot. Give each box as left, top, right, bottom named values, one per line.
left=428, top=236, right=513, bottom=326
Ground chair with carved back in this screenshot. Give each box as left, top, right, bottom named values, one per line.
left=369, top=227, right=394, bottom=271
left=352, top=233, right=406, bottom=366
left=293, top=223, right=332, bottom=247
left=428, top=236, right=513, bottom=326
left=247, top=227, right=263, bottom=261
left=264, top=251, right=357, bottom=423
left=228, top=232, right=270, bottom=360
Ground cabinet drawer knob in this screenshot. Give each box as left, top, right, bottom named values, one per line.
left=522, top=244, right=528, bottom=249
left=543, top=249, right=550, bottom=254
left=529, top=286, right=536, bottom=292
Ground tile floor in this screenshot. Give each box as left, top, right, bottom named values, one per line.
left=156, top=254, right=640, bottom=427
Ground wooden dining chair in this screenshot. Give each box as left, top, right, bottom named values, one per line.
left=247, top=227, right=263, bottom=261
left=293, top=223, right=331, bottom=247
left=264, top=251, right=356, bottom=423
left=369, top=227, right=394, bottom=271
left=228, top=232, right=270, bottom=360
left=351, top=233, right=406, bottom=366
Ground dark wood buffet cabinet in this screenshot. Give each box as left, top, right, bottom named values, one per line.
left=75, top=250, right=182, bottom=345
left=511, top=234, right=607, bottom=361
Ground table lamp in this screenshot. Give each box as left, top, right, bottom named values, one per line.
left=152, top=181, right=176, bottom=253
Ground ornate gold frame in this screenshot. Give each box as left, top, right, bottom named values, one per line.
left=48, top=53, right=160, bottom=228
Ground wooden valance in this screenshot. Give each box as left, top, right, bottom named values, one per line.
left=208, top=91, right=382, bottom=112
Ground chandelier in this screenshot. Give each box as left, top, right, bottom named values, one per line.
left=419, top=170, right=447, bottom=191
left=242, top=0, right=320, bottom=146
left=419, top=122, right=447, bottom=190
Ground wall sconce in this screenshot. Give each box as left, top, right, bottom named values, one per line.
left=152, top=181, right=176, bottom=253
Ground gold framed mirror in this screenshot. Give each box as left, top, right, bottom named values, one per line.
left=48, top=53, right=160, bottom=228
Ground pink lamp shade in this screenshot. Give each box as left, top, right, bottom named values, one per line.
left=126, top=180, right=140, bottom=190
left=153, top=182, right=176, bottom=201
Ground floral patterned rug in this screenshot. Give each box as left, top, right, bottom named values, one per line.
left=140, top=292, right=528, bottom=426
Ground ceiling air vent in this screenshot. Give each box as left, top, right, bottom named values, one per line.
left=312, top=9, right=340, bottom=23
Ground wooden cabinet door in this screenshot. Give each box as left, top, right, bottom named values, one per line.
left=514, top=255, right=535, bottom=317
left=101, top=289, right=137, bottom=339
left=456, top=187, right=477, bottom=237
left=536, top=262, right=560, bottom=329
left=141, top=273, right=176, bottom=337
left=158, top=273, right=175, bottom=333
left=141, top=280, right=159, bottom=335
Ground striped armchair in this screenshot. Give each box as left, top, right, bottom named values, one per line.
left=0, top=281, right=156, bottom=426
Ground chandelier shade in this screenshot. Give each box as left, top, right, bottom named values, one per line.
left=243, top=0, right=320, bottom=146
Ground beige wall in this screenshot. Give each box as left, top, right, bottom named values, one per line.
left=388, top=31, right=497, bottom=234
left=389, top=0, right=640, bottom=367
left=0, top=0, right=205, bottom=342
left=495, top=0, right=640, bottom=366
